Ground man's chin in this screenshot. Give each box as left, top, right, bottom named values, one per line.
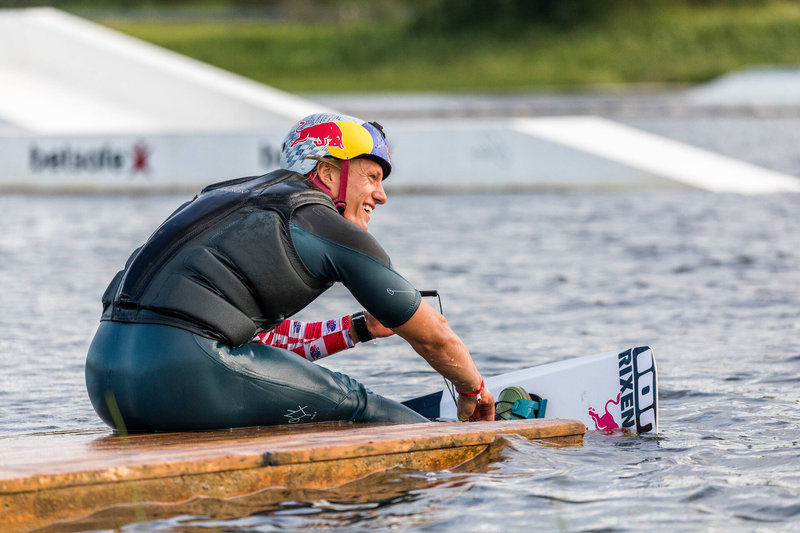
left=343, top=213, right=368, bottom=231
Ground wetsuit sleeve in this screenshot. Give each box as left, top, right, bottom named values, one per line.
left=290, top=205, right=421, bottom=328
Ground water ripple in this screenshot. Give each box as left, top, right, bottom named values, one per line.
left=3, top=188, right=800, bottom=531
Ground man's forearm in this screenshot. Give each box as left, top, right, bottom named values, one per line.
left=393, top=300, right=483, bottom=392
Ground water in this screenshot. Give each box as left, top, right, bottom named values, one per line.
left=2, top=165, right=800, bottom=528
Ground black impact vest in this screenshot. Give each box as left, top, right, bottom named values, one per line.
left=101, top=170, right=334, bottom=346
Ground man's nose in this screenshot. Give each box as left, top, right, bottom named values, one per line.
left=374, top=180, right=387, bottom=204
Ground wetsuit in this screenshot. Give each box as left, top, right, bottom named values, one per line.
left=85, top=170, right=429, bottom=431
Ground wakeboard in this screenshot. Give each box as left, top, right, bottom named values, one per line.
left=403, top=346, right=658, bottom=434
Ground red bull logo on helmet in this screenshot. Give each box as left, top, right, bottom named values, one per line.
left=280, top=113, right=391, bottom=178
left=289, top=121, right=345, bottom=150
left=286, top=118, right=378, bottom=163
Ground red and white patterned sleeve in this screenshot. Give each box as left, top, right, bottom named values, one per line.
left=250, top=315, right=355, bottom=361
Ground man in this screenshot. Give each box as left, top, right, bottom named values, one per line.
left=86, top=113, right=494, bottom=431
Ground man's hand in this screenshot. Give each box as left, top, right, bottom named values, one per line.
left=457, top=388, right=495, bottom=422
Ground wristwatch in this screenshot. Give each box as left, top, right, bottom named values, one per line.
left=351, top=311, right=373, bottom=343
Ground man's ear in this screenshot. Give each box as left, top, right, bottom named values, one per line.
left=316, top=161, right=339, bottom=194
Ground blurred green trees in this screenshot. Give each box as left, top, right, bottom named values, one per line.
left=0, top=0, right=773, bottom=27
left=412, top=0, right=615, bottom=31
left=4, top=0, right=795, bottom=91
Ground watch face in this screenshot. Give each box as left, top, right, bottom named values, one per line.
left=352, top=312, right=371, bottom=341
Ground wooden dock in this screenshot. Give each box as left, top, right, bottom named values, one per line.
left=0, top=418, right=584, bottom=532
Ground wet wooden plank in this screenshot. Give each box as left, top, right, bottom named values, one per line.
left=0, top=418, right=583, bottom=532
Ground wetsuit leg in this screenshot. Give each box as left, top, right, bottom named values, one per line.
left=86, top=321, right=428, bottom=431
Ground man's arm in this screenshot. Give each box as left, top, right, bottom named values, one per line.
left=290, top=208, right=492, bottom=420
left=392, top=300, right=495, bottom=422
left=350, top=311, right=395, bottom=343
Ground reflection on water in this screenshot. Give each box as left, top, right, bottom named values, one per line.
left=1, top=175, right=799, bottom=529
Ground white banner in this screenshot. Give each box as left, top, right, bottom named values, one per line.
left=0, top=130, right=284, bottom=192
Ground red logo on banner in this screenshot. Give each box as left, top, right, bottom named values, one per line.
left=132, top=142, right=151, bottom=174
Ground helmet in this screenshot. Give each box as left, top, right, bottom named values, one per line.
left=280, top=113, right=391, bottom=179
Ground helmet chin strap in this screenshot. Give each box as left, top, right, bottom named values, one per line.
left=308, top=159, right=350, bottom=215
left=334, top=159, right=350, bottom=215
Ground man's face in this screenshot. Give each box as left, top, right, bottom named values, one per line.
left=335, top=158, right=387, bottom=230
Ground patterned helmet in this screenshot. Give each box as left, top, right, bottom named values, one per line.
left=280, top=113, right=392, bottom=179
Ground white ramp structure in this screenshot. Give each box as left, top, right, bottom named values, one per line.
left=0, top=7, right=328, bottom=134
left=1, top=8, right=798, bottom=194
left=513, top=117, right=800, bottom=194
